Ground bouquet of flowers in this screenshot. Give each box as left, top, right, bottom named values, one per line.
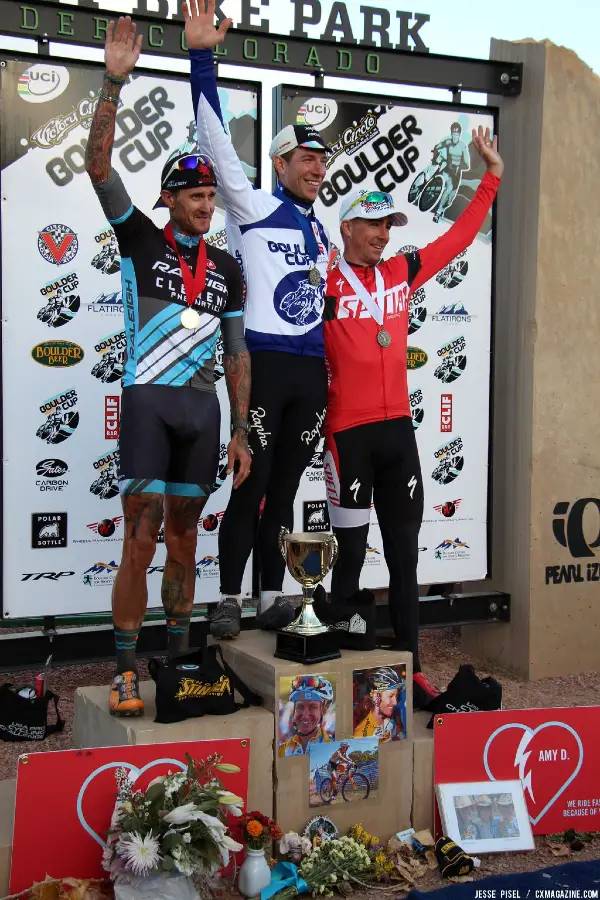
left=238, top=810, right=283, bottom=850
left=103, top=753, right=244, bottom=887
left=270, top=836, right=373, bottom=899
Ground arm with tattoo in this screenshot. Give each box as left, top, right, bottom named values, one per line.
left=224, top=349, right=252, bottom=451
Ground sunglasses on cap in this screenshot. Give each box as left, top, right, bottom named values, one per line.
left=162, top=153, right=215, bottom=185
left=348, top=190, right=394, bottom=213
left=291, top=675, right=328, bottom=690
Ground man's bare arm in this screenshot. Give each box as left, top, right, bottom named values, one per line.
left=224, top=349, right=251, bottom=450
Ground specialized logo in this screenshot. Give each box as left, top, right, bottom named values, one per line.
left=86, top=517, right=124, bottom=540
left=88, top=291, right=123, bottom=314
left=90, top=448, right=119, bottom=500
left=435, top=335, right=467, bottom=383
left=83, top=561, right=119, bottom=587
left=406, top=347, right=428, bottom=370
left=432, top=437, right=464, bottom=486
left=434, top=499, right=462, bottom=519
left=408, top=476, right=418, bottom=499
left=436, top=250, right=468, bottom=289
left=275, top=271, right=325, bottom=327
left=37, top=389, right=80, bottom=445
left=303, top=500, right=330, bottom=533
left=31, top=339, right=83, bottom=368
left=440, top=394, right=453, bottom=433
left=38, top=224, right=78, bottom=266
left=432, top=301, right=473, bottom=324
left=409, top=388, right=424, bottom=430
left=434, top=537, right=470, bottom=561
left=105, top=396, right=120, bottom=440
left=35, top=458, right=69, bottom=493
left=92, top=331, right=126, bottom=383
left=38, top=271, right=80, bottom=328
left=350, top=478, right=361, bottom=503
left=297, top=98, right=338, bottom=132
left=337, top=282, right=408, bottom=321
left=545, top=498, right=600, bottom=586
left=29, top=93, right=98, bottom=149
left=18, top=64, right=69, bottom=103
left=325, top=106, right=387, bottom=167
left=32, top=512, right=67, bottom=549
left=92, top=228, right=121, bottom=275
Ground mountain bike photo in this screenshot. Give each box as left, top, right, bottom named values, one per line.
left=308, top=737, right=379, bottom=807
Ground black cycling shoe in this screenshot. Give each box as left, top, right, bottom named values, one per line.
left=255, top=596, right=298, bottom=631
left=209, top=598, right=241, bottom=639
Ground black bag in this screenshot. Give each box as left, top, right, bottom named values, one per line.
left=0, top=683, right=65, bottom=742
left=313, top=586, right=377, bottom=650
left=434, top=836, right=474, bottom=878
left=427, top=663, right=502, bottom=728
left=149, top=644, right=263, bottom=724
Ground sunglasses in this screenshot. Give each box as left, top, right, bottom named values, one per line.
left=163, top=154, right=215, bottom=183
left=291, top=675, right=328, bottom=690
left=348, top=190, right=394, bottom=212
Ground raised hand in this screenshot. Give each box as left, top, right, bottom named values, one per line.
left=471, top=125, right=504, bottom=178
left=105, top=16, right=143, bottom=79
left=183, top=0, right=233, bottom=50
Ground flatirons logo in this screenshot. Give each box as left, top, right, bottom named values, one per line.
left=83, top=560, right=119, bottom=587
left=38, top=224, right=78, bottom=266
left=37, top=389, right=79, bottom=444
left=434, top=537, right=471, bottom=561
left=407, top=347, right=428, bottom=370
left=435, top=335, right=467, bottom=383
left=432, top=302, right=473, bottom=324
left=88, top=291, right=123, bottom=314
left=409, top=387, right=424, bottom=430
left=432, top=436, right=464, bottom=486
left=32, top=340, right=83, bottom=368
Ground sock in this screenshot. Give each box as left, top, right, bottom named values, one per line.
left=221, top=593, right=243, bottom=608
left=166, top=614, right=191, bottom=658
left=114, top=626, right=141, bottom=674
left=259, top=590, right=281, bottom=612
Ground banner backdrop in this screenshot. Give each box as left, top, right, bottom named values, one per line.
left=1, top=57, right=259, bottom=617
left=277, top=88, right=495, bottom=593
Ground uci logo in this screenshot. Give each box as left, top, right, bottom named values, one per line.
left=296, top=98, right=338, bottom=132
left=18, top=65, right=70, bottom=104
left=552, top=499, right=600, bottom=559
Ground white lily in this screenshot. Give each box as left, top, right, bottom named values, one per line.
left=218, top=791, right=244, bottom=816
left=219, top=833, right=244, bottom=867
left=163, top=803, right=201, bottom=825
left=147, top=775, right=167, bottom=789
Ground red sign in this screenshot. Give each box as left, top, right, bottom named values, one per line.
left=434, top=708, right=600, bottom=835
left=440, top=393, right=453, bottom=432
left=104, top=395, right=120, bottom=440
left=10, top=738, right=250, bottom=893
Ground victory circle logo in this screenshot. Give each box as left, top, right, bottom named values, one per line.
left=38, top=224, right=78, bottom=265
left=18, top=64, right=69, bottom=104
left=274, top=271, right=325, bottom=327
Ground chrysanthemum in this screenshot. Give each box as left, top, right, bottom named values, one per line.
left=118, top=832, right=161, bottom=876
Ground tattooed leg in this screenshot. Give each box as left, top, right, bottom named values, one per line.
left=112, top=491, right=164, bottom=672
left=163, top=494, right=207, bottom=657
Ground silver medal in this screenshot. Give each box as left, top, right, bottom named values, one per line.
left=377, top=328, right=392, bottom=348
left=308, top=266, right=322, bottom=286
left=181, top=308, right=201, bottom=330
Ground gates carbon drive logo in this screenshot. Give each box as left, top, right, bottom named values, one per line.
left=31, top=340, right=84, bottom=368
left=90, top=448, right=119, bottom=500
left=18, top=64, right=69, bottom=104
left=92, top=331, right=126, bottom=383
left=407, top=347, right=428, bottom=370
left=435, top=335, right=467, bottom=383
left=91, top=228, right=121, bottom=275
left=296, top=98, right=338, bottom=132
left=307, top=437, right=325, bottom=483
left=31, top=512, right=67, bottom=549
left=431, top=437, right=464, bottom=486
left=545, top=498, right=600, bottom=586
left=38, top=224, right=78, bottom=266
left=37, top=389, right=79, bottom=444
left=38, top=271, right=80, bottom=328
left=36, top=458, right=69, bottom=492
left=409, top=388, right=424, bottom=430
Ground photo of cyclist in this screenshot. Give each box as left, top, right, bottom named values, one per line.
left=352, top=666, right=406, bottom=742
left=278, top=674, right=335, bottom=757
left=408, top=121, right=471, bottom=224
left=308, top=736, right=378, bottom=807
left=327, top=741, right=353, bottom=795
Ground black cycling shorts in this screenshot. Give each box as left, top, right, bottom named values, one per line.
left=118, top=385, right=220, bottom=498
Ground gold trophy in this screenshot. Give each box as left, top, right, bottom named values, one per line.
left=275, top=528, right=341, bottom=663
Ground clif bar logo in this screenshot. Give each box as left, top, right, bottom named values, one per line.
left=105, top=396, right=120, bottom=440
left=440, top=394, right=453, bottom=432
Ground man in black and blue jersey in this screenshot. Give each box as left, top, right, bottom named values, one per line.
left=85, top=15, right=251, bottom=716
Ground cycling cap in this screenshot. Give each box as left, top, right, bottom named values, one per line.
left=269, top=124, right=328, bottom=159
left=475, top=795, right=492, bottom=806
left=290, top=674, right=334, bottom=703
left=339, top=189, right=407, bottom=227
left=366, top=667, right=404, bottom=692
left=153, top=152, right=217, bottom=209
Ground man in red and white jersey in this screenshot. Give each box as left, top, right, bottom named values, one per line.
left=322, top=126, right=503, bottom=710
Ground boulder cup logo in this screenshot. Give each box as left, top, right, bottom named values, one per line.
left=90, top=448, right=120, bottom=500
left=432, top=436, right=464, bottom=486
left=92, top=228, right=121, bottom=275
left=37, top=389, right=79, bottom=445
left=435, top=336, right=467, bottom=384
left=38, top=224, right=78, bottom=266
left=92, top=331, right=126, bottom=383
left=409, top=388, right=424, bottom=430
left=38, top=272, right=80, bottom=328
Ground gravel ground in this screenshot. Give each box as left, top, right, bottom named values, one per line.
left=1, top=628, right=599, bottom=891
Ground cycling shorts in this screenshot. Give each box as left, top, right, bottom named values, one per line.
left=118, top=385, right=220, bottom=498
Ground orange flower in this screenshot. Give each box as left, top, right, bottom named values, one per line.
left=246, top=820, right=263, bottom=837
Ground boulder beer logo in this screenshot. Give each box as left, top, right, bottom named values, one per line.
left=37, top=388, right=80, bottom=444
left=32, top=339, right=84, bottom=367
left=105, top=396, right=120, bottom=440
left=546, top=498, right=600, bottom=585
left=407, top=347, right=428, bottom=370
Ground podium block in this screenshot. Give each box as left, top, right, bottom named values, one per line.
left=72, top=680, right=275, bottom=817
left=412, top=711, right=434, bottom=832
left=219, top=632, right=413, bottom=840
left=0, top=779, right=15, bottom=896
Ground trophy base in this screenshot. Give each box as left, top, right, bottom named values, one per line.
left=275, top=628, right=341, bottom=664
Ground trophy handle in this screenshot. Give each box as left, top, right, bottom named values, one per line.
left=329, top=534, right=339, bottom=572
left=278, top=526, right=290, bottom=560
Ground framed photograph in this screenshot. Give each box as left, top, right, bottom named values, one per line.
left=436, top=780, right=535, bottom=853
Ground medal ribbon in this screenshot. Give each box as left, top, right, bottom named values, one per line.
left=337, top=257, right=385, bottom=327
left=274, top=183, right=320, bottom=264
left=164, top=222, right=207, bottom=310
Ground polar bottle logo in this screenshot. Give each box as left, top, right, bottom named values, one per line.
left=18, top=65, right=70, bottom=104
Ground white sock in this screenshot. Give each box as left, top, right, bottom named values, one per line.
left=260, top=591, right=281, bottom=612
left=222, top=593, right=243, bottom=608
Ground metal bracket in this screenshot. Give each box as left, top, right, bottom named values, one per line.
left=37, top=32, right=49, bottom=55
left=451, top=84, right=462, bottom=104
left=314, top=68, right=325, bottom=90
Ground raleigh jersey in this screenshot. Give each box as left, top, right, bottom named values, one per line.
left=93, top=170, right=244, bottom=389
left=190, top=49, right=329, bottom=358
left=324, top=171, right=500, bottom=435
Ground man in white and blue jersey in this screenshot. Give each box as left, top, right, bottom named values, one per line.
left=185, top=0, right=331, bottom=638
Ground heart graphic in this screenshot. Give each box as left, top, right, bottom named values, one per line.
left=76, top=758, right=187, bottom=848
left=483, top=721, right=584, bottom=826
